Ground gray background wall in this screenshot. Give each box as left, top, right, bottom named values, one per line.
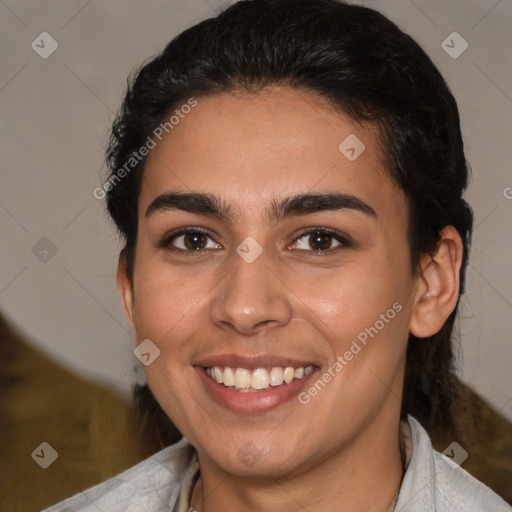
left=1, top=0, right=511, bottom=420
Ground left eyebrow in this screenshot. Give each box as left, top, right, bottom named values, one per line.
left=144, top=191, right=377, bottom=225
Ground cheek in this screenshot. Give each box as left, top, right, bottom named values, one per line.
left=298, top=271, right=410, bottom=418
left=296, top=255, right=413, bottom=386
left=131, top=260, right=212, bottom=352
left=301, top=263, right=405, bottom=341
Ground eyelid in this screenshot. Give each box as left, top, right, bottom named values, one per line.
left=158, top=226, right=352, bottom=255
left=157, top=227, right=219, bottom=252
left=290, top=227, right=352, bottom=253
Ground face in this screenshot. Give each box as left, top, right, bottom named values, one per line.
left=119, top=87, right=421, bottom=478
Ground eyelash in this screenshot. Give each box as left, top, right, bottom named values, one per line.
left=157, top=227, right=352, bottom=257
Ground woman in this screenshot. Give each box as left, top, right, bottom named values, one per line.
left=45, top=0, right=511, bottom=510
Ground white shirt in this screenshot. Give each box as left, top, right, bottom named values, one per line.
left=42, top=415, right=511, bottom=511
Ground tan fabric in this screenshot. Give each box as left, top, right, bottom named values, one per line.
left=0, top=316, right=148, bottom=512
left=427, top=384, right=512, bottom=505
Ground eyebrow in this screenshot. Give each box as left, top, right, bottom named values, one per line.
left=144, top=191, right=377, bottom=225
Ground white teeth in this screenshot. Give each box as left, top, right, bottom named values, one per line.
left=206, top=365, right=314, bottom=391
left=269, top=367, right=284, bottom=386
left=223, top=367, right=235, bottom=387
left=283, top=367, right=295, bottom=383
left=251, top=368, right=270, bottom=389
left=214, top=367, right=223, bottom=384
left=234, top=368, right=251, bottom=389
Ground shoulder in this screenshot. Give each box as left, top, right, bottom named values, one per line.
left=41, top=437, right=196, bottom=512
left=396, top=415, right=512, bottom=512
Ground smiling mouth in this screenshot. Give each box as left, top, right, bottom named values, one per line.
left=205, top=365, right=314, bottom=392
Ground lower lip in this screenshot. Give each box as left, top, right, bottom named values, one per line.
left=195, top=367, right=316, bottom=413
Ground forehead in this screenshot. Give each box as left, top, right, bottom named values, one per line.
left=139, top=87, right=405, bottom=226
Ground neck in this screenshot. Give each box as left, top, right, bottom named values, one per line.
left=191, top=410, right=405, bottom=512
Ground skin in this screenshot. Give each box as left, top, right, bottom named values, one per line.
left=117, top=87, right=463, bottom=512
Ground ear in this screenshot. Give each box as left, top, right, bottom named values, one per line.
left=116, top=251, right=136, bottom=336
left=409, top=226, right=464, bottom=338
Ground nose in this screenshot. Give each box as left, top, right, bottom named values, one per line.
left=210, top=248, right=293, bottom=336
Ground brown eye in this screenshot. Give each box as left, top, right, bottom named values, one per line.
left=291, top=228, right=351, bottom=254
left=163, top=229, right=221, bottom=253
left=183, top=232, right=208, bottom=250
left=308, top=231, right=334, bottom=251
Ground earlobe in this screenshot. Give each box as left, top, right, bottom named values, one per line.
left=116, top=252, right=136, bottom=335
left=409, top=226, right=464, bottom=338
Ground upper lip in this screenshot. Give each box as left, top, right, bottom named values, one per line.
left=194, top=353, right=317, bottom=369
